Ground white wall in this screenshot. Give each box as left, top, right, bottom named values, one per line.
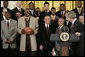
left=1, top=1, right=17, bottom=10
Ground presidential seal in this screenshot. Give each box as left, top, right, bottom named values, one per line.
left=60, top=32, right=70, bottom=42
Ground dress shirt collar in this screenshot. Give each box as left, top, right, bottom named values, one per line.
left=45, top=23, right=49, bottom=28
left=72, top=18, right=77, bottom=25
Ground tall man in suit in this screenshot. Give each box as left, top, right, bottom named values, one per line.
left=68, top=11, right=83, bottom=56
left=1, top=1, right=11, bottom=20
left=29, top=2, right=36, bottom=17
left=56, top=4, right=66, bottom=19
left=72, top=1, right=83, bottom=19
left=77, top=16, right=84, bottom=56
left=18, top=8, right=38, bottom=56
left=50, top=7, right=58, bottom=33
left=39, top=2, right=51, bottom=26
left=38, top=16, right=53, bottom=56
left=12, top=1, right=24, bottom=21
left=64, top=11, right=71, bottom=29
left=1, top=12, right=17, bottom=56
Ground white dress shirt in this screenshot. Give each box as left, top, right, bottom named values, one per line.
left=45, top=23, right=49, bottom=29
left=72, top=18, right=77, bottom=25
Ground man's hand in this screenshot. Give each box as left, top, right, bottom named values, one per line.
left=40, top=45, right=43, bottom=51
left=51, top=47, right=56, bottom=56
left=75, top=32, right=81, bottom=36
left=5, top=39, right=12, bottom=44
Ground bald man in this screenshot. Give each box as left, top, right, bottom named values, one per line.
left=12, top=1, right=24, bottom=21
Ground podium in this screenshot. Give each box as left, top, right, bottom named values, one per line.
left=50, top=32, right=79, bottom=56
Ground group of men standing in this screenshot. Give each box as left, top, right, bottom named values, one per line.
left=0, top=1, right=84, bottom=56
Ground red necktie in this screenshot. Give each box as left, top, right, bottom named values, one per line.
left=47, top=24, right=49, bottom=33
left=7, top=21, right=9, bottom=29
left=57, top=27, right=60, bottom=32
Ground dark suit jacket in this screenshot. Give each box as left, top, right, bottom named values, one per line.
left=64, top=20, right=71, bottom=29
left=12, top=7, right=24, bottom=21
left=77, top=24, right=84, bottom=56
left=38, top=24, right=53, bottom=52
left=29, top=9, right=36, bottom=17
left=55, top=10, right=66, bottom=19
left=70, top=20, right=83, bottom=53
left=70, top=20, right=82, bottom=33
left=72, top=8, right=83, bottom=19
left=38, top=11, right=51, bottom=26
left=50, top=15, right=58, bottom=33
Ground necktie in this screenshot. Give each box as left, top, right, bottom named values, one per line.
left=47, top=24, right=49, bottom=33
left=62, top=11, right=63, bottom=16
left=19, top=8, right=21, bottom=12
left=7, top=21, right=9, bottom=29
left=57, top=27, right=60, bottom=32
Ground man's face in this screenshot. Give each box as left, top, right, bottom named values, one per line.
left=17, top=1, right=22, bottom=8
left=24, top=9, right=30, bottom=17
left=29, top=3, right=34, bottom=10
left=79, top=17, right=84, bottom=24
left=44, top=4, right=49, bottom=11
left=78, top=1, right=82, bottom=8
left=36, top=8, right=40, bottom=12
left=58, top=19, right=64, bottom=26
left=60, top=5, right=65, bottom=11
left=5, top=13, right=11, bottom=20
left=44, top=16, right=50, bottom=24
left=51, top=9, right=56, bottom=15
left=16, top=12, right=22, bottom=18
left=3, top=1, right=8, bottom=8
left=68, top=18, right=73, bottom=22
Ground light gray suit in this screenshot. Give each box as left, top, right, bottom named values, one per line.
left=1, top=19, right=17, bottom=49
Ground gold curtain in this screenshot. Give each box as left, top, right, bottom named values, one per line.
left=22, top=1, right=84, bottom=11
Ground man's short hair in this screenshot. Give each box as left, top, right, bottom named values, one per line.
left=79, top=16, right=84, bottom=19
left=5, top=11, right=11, bottom=16
left=3, top=1, right=8, bottom=4
left=51, top=7, right=56, bottom=10
left=68, top=11, right=76, bottom=19
left=44, top=2, right=49, bottom=6
left=44, top=15, right=50, bottom=19
left=29, top=2, right=34, bottom=5
left=58, top=18, right=64, bottom=22
left=60, top=4, right=65, bottom=6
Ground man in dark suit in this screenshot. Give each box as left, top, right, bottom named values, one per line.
left=29, top=2, right=36, bottom=17
left=12, top=1, right=24, bottom=21
left=50, top=7, right=58, bottom=33
left=77, top=16, right=84, bottom=56
left=1, top=1, right=11, bottom=20
left=56, top=4, right=66, bottom=19
left=39, top=2, right=51, bottom=26
left=38, top=16, right=53, bottom=56
left=68, top=11, right=83, bottom=56
left=64, top=11, right=71, bottom=29
left=72, top=1, right=83, bottom=19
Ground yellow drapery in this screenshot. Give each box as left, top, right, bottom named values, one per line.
left=22, top=1, right=84, bottom=11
